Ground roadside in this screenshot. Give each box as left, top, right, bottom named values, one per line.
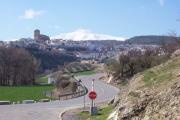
left=62, top=102, right=110, bottom=120
left=61, top=73, right=120, bottom=120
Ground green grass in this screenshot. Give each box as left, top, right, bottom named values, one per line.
left=36, top=76, right=48, bottom=83
left=74, top=70, right=96, bottom=76
left=144, top=70, right=172, bottom=86
left=143, top=58, right=180, bottom=86
left=0, top=85, right=54, bottom=102
left=77, top=106, right=113, bottom=120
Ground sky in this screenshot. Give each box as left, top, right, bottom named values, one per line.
left=0, top=0, right=180, bottom=40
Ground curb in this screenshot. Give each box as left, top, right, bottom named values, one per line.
left=59, top=106, right=81, bottom=120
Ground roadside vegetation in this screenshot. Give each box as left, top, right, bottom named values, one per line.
left=77, top=106, right=113, bottom=120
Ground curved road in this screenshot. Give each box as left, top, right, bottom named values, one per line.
left=0, top=73, right=119, bottom=120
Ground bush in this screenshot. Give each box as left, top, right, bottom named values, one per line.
left=59, top=80, right=70, bottom=89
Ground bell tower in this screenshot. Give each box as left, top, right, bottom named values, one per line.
left=34, top=29, right=40, bottom=40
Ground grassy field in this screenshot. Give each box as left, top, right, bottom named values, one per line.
left=77, top=106, right=113, bottom=120
left=0, top=85, right=54, bottom=102
left=74, top=70, right=96, bottom=76
left=36, top=76, right=48, bottom=83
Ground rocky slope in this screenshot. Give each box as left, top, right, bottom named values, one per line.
left=108, top=52, right=180, bottom=120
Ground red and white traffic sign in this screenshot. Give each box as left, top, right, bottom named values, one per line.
left=88, top=91, right=97, bottom=100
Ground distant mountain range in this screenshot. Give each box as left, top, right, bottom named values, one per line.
left=125, top=35, right=180, bottom=45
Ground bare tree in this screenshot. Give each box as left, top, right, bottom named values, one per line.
left=0, top=47, right=38, bottom=86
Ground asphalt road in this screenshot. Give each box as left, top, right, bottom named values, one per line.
left=0, top=73, right=119, bottom=120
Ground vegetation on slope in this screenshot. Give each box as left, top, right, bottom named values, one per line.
left=26, top=47, right=78, bottom=72
left=64, top=62, right=95, bottom=73
left=108, top=51, right=180, bottom=120
left=143, top=55, right=180, bottom=86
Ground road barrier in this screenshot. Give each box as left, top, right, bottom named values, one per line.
left=58, top=86, right=88, bottom=100
left=0, top=101, right=11, bottom=105
left=22, top=100, right=35, bottom=104
left=44, top=77, right=88, bottom=101
left=39, top=99, right=50, bottom=102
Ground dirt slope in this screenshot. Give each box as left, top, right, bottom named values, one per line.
left=108, top=52, right=180, bottom=120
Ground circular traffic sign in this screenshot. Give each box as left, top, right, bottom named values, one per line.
left=88, top=91, right=97, bottom=100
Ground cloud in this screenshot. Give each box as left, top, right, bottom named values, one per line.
left=51, top=28, right=126, bottom=41
left=20, top=9, right=46, bottom=19
left=158, top=0, right=165, bottom=6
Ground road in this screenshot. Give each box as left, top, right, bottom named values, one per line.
left=0, top=73, right=119, bottom=120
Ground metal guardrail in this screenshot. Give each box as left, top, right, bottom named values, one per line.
left=44, top=77, right=88, bottom=101
left=57, top=76, right=88, bottom=100
left=58, top=86, right=88, bottom=100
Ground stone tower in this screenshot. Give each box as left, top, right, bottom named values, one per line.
left=34, top=29, right=40, bottom=40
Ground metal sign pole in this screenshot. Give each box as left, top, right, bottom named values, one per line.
left=92, top=79, right=95, bottom=108
left=90, top=79, right=95, bottom=116
left=92, top=79, right=94, bottom=91
left=83, top=94, right=85, bottom=110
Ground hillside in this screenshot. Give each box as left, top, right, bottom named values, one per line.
left=108, top=51, right=180, bottom=120
left=25, top=47, right=78, bottom=72
left=125, top=35, right=180, bottom=45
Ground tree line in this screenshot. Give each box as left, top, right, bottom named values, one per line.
left=0, top=47, right=38, bottom=86
left=105, top=48, right=169, bottom=81
left=105, top=35, right=180, bottom=82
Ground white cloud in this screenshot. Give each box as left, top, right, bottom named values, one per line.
left=158, top=0, right=165, bottom=6
left=51, top=28, right=126, bottom=41
left=20, top=9, right=46, bottom=19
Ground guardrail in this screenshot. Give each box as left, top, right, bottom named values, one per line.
left=0, top=101, right=11, bottom=105
left=58, top=77, right=88, bottom=100
left=58, top=86, right=88, bottom=100
left=44, top=77, right=88, bottom=101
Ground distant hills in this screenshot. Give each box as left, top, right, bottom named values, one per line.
left=125, top=35, right=180, bottom=45
left=4, top=34, right=180, bottom=46
left=51, top=35, right=180, bottom=46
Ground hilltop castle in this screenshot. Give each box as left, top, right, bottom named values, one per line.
left=34, top=29, right=50, bottom=43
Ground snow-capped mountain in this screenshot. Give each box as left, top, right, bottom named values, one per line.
left=51, top=29, right=126, bottom=41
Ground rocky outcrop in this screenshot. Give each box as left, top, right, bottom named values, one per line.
left=108, top=77, right=180, bottom=120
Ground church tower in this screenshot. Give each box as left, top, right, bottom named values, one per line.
left=34, top=29, right=40, bottom=40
